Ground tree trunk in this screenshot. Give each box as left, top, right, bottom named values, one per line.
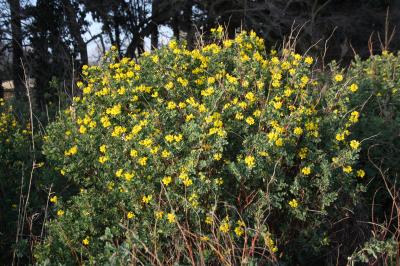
left=0, top=79, right=4, bottom=99
left=172, top=14, right=180, bottom=41
left=8, top=0, right=24, bottom=100
left=62, top=0, right=88, bottom=67
left=151, top=0, right=159, bottom=50
left=183, top=0, right=194, bottom=50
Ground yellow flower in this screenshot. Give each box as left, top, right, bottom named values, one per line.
left=111, top=126, right=127, bottom=137
left=253, top=109, right=261, bottom=117
left=235, top=112, right=244, bottom=120
left=349, top=83, right=358, bottom=92
left=124, top=172, right=134, bottom=181
left=139, top=138, right=153, bottom=147
left=167, top=212, right=176, bottom=223
left=99, top=145, right=106, bottom=153
left=64, top=145, right=78, bottom=156
left=294, top=127, right=303, bottom=135
left=115, top=169, right=123, bottom=178
left=343, top=165, right=353, bottom=173
left=275, top=138, right=283, bottom=147
left=106, top=104, right=122, bottom=116
left=165, top=134, right=174, bottom=143
left=289, top=199, right=298, bottom=208
left=161, top=149, right=171, bottom=158
left=301, top=166, right=311, bottom=175
left=83, top=86, right=91, bottom=94
left=100, top=116, right=111, bottom=127
left=182, top=178, right=193, bottom=186
left=304, top=56, right=313, bottom=65
left=57, top=210, right=64, bottom=216
left=151, top=55, right=159, bottom=63
left=357, top=169, right=365, bottom=178
left=198, top=104, right=207, bottom=113
left=273, top=101, right=282, bottom=110
left=82, top=237, right=89, bottom=246
left=155, top=211, right=164, bottom=220
left=50, top=196, right=57, bottom=203
left=349, top=111, right=360, bottom=123
left=219, top=219, right=230, bottom=233
left=350, top=140, right=360, bottom=150
left=244, top=155, right=255, bottom=168
left=207, top=76, right=216, bottom=84
left=174, top=134, right=183, bottom=142
left=127, top=211, right=135, bottom=219
left=246, top=116, right=255, bottom=125
left=98, top=156, right=108, bottom=164
left=205, top=216, right=213, bottom=224
left=166, top=101, right=177, bottom=110
left=336, top=133, right=345, bottom=141
left=138, top=157, right=148, bottom=166
left=201, top=87, right=215, bottom=97
left=213, top=153, right=222, bottom=161
left=162, top=176, right=172, bottom=186
left=130, top=149, right=138, bottom=158
left=142, top=195, right=152, bottom=204
left=165, top=81, right=174, bottom=90
left=245, top=92, right=255, bottom=102
left=334, top=74, right=343, bottom=82
left=301, top=75, right=309, bottom=84
left=234, top=226, right=244, bottom=237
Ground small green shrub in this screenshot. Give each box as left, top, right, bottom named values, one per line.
left=36, top=29, right=367, bottom=265
left=347, top=51, right=400, bottom=264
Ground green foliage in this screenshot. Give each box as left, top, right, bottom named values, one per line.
left=345, top=51, right=400, bottom=265
left=0, top=99, right=32, bottom=261
left=34, top=30, right=370, bottom=265
left=348, top=51, right=400, bottom=179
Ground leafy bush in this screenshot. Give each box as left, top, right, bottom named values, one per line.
left=348, top=51, right=400, bottom=180
left=0, top=98, right=32, bottom=261
left=36, top=30, right=367, bottom=264
left=346, top=52, right=400, bottom=264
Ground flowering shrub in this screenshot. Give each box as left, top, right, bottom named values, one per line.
left=346, top=51, right=400, bottom=264
left=347, top=51, right=400, bottom=178
left=36, top=29, right=366, bottom=264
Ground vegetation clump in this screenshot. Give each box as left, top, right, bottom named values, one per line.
left=35, top=29, right=373, bottom=265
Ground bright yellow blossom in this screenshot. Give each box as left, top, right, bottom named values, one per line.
left=219, top=219, right=230, bottom=233
left=289, top=199, right=299, bottom=208
left=350, top=140, right=360, bottom=150
left=99, top=145, right=106, bottom=153
left=167, top=212, right=176, bottom=223
left=343, top=165, right=353, bottom=173
left=304, top=56, right=313, bottom=65
left=82, top=237, right=89, bottom=246
left=138, top=157, right=148, bottom=166
left=244, top=155, right=255, bottom=168
left=50, top=196, right=57, bottom=203
left=162, top=176, right=172, bottom=186
left=294, top=127, right=303, bottom=135
left=349, top=83, right=358, bottom=92
left=334, top=74, right=343, bottom=82
left=142, top=195, right=152, bottom=204
left=127, top=212, right=135, bottom=219
left=302, top=166, right=311, bottom=175
left=246, top=116, right=255, bottom=125
left=357, top=169, right=365, bottom=178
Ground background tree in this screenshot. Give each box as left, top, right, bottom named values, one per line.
left=8, top=0, right=24, bottom=100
